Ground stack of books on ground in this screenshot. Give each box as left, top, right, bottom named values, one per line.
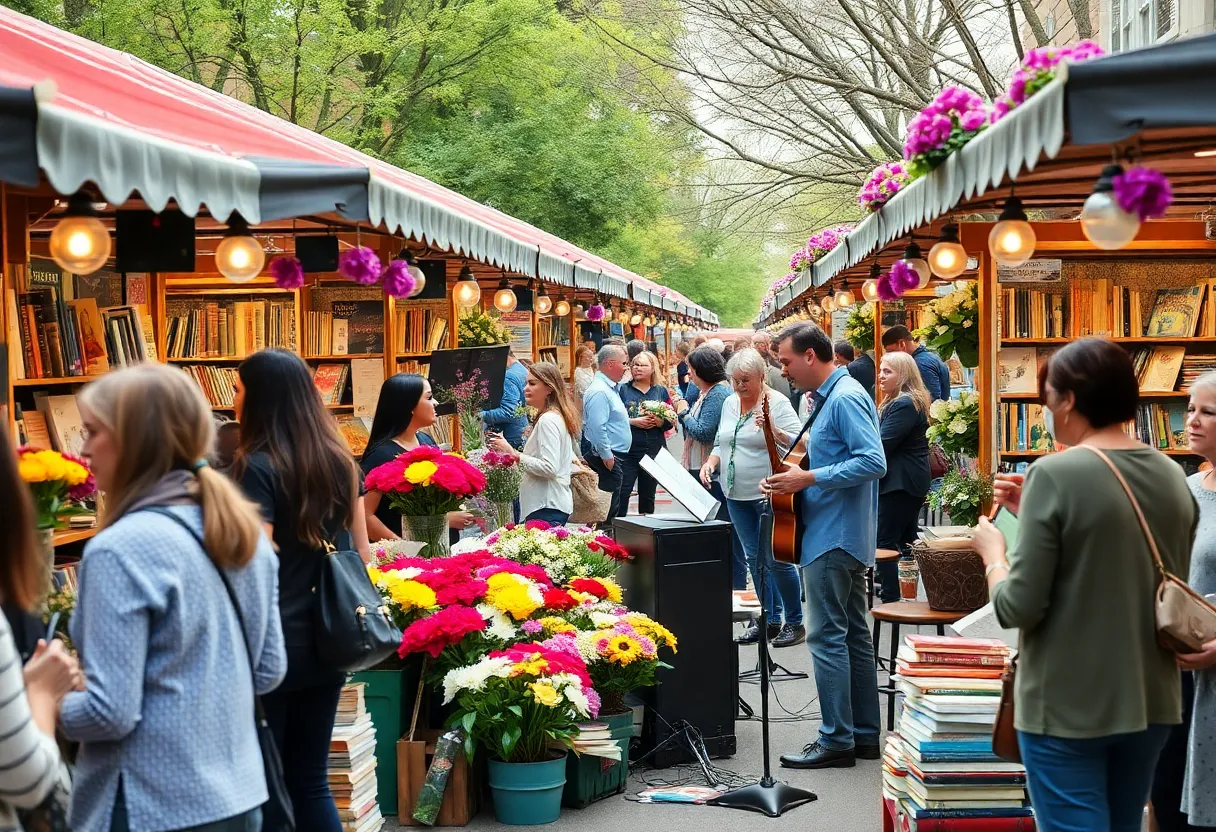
left=893, top=635, right=1033, bottom=830
left=330, top=683, right=382, bottom=832
left=569, top=722, right=622, bottom=761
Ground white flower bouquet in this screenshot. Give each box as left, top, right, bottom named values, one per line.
left=926, top=390, right=980, bottom=458
left=914, top=281, right=979, bottom=367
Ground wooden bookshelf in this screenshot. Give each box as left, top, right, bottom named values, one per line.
left=13, top=375, right=107, bottom=386
left=53, top=528, right=96, bottom=547
left=1000, top=390, right=1189, bottom=400
left=1002, top=337, right=1216, bottom=346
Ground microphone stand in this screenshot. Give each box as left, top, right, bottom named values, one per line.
left=710, top=499, right=817, bottom=817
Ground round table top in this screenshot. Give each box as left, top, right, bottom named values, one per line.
left=870, top=600, right=968, bottom=624
left=875, top=548, right=901, bottom=562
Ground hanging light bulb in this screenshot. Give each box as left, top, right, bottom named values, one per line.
left=398, top=249, right=427, bottom=297
left=901, top=240, right=932, bottom=290
left=644, top=314, right=655, bottom=327
left=988, top=196, right=1036, bottom=266
left=554, top=297, right=571, bottom=317
left=454, top=263, right=481, bottom=306
left=492, top=276, right=517, bottom=312
left=215, top=214, right=265, bottom=283
left=821, top=294, right=837, bottom=314
left=1080, top=164, right=1141, bottom=250
left=574, top=302, right=584, bottom=316
left=630, top=311, right=643, bottom=326
left=49, top=192, right=111, bottom=275
left=861, top=261, right=882, bottom=302
left=928, top=223, right=968, bottom=279
left=535, top=283, right=553, bottom=314
left=617, top=309, right=630, bottom=324
left=834, top=280, right=856, bottom=309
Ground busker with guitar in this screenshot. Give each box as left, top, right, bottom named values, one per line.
left=764, top=322, right=887, bottom=770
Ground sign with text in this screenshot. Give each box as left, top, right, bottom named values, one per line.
left=997, top=259, right=1063, bottom=283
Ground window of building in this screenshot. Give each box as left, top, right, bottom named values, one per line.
left=1112, top=0, right=1177, bottom=50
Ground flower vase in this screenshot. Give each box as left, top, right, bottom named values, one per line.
left=402, top=515, right=451, bottom=559
left=487, top=754, right=567, bottom=825
left=492, top=500, right=514, bottom=531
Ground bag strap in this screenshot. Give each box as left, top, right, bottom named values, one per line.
left=1077, top=445, right=1167, bottom=579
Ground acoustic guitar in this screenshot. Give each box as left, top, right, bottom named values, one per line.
left=761, top=393, right=806, bottom=564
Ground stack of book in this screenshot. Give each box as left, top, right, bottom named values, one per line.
left=165, top=299, right=296, bottom=358
left=891, top=635, right=1032, bottom=830
left=180, top=365, right=241, bottom=408
left=569, top=722, right=622, bottom=761
left=330, top=683, right=382, bottom=832
left=1181, top=354, right=1216, bottom=392
left=395, top=305, right=448, bottom=353
left=999, top=288, right=1067, bottom=339
left=1126, top=401, right=1188, bottom=451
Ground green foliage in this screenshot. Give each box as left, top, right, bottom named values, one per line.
left=929, top=468, right=993, bottom=528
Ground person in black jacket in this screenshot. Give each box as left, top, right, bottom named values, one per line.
left=875, top=351, right=932, bottom=603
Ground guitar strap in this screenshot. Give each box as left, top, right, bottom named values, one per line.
left=781, top=370, right=847, bottom=466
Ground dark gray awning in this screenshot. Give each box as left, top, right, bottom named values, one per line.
left=250, top=156, right=370, bottom=223
left=1067, top=33, right=1216, bottom=145
left=0, top=85, right=39, bottom=188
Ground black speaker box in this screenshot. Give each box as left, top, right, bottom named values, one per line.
left=296, top=236, right=339, bottom=272
left=413, top=260, right=448, bottom=300
left=115, top=210, right=195, bottom=272
left=614, top=516, right=737, bottom=767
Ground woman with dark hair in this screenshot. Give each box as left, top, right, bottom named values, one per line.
left=360, top=373, right=476, bottom=540
left=972, top=338, right=1196, bottom=832
left=0, top=427, right=79, bottom=826
left=233, top=348, right=366, bottom=832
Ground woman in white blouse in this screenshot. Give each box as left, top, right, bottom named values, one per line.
left=489, top=361, right=579, bottom=524
left=573, top=347, right=596, bottom=400
left=700, top=348, right=807, bottom=649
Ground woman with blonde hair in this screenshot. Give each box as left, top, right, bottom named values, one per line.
left=573, top=346, right=596, bottom=399
left=65, top=363, right=285, bottom=831
left=874, top=350, right=933, bottom=603
left=490, top=361, right=580, bottom=524
left=617, top=350, right=674, bottom=515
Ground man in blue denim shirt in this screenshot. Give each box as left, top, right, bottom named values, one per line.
left=882, top=325, right=951, bottom=402
left=481, top=353, right=529, bottom=449
left=766, top=322, right=886, bottom=769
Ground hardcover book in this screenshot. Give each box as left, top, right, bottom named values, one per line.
left=330, top=301, right=383, bottom=355
left=997, top=348, right=1037, bottom=394
left=1147, top=286, right=1203, bottom=337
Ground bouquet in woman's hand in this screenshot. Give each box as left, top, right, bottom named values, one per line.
left=364, top=445, right=486, bottom=516
left=639, top=400, right=677, bottom=425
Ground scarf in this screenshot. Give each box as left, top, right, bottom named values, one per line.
left=122, top=469, right=199, bottom=519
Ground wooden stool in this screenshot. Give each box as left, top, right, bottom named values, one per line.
left=870, top=601, right=967, bottom=731
left=868, top=548, right=902, bottom=608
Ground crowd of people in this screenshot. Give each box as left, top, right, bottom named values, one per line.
left=5, top=319, right=1216, bottom=831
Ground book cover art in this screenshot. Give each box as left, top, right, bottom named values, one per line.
left=1147, top=286, right=1204, bottom=337
left=313, top=364, right=347, bottom=404
left=1141, top=346, right=1186, bottom=392
left=1166, top=402, right=1188, bottom=449
left=68, top=299, right=110, bottom=374
left=330, top=301, right=383, bottom=355
left=336, top=417, right=371, bottom=456
left=350, top=358, right=384, bottom=420
left=74, top=269, right=124, bottom=307
left=40, top=394, right=86, bottom=456
left=332, top=319, right=349, bottom=355
left=997, top=348, right=1036, bottom=394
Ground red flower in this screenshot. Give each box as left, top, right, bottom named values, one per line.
left=400, top=445, right=444, bottom=463
left=415, top=570, right=487, bottom=606
left=479, top=562, right=552, bottom=587
left=492, top=642, right=592, bottom=688
left=398, top=606, right=486, bottom=658
left=524, top=519, right=552, bottom=531
left=594, top=536, right=631, bottom=562
left=569, top=578, right=609, bottom=599
left=542, top=588, right=579, bottom=611
left=364, top=458, right=409, bottom=494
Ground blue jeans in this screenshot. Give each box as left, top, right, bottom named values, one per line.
left=727, top=499, right=802, bottom=626
left=803, top=548, right=880, bottom=750
left=527, top=507, right=570, bottom=525
left=1018, top=726, right=1171, bottom=832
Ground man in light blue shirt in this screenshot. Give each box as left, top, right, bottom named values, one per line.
left=481, top=353, right=529, bottom=449
left=766, top=321, right=886, bottom=770
left=581, top=343, right=633, bottom=520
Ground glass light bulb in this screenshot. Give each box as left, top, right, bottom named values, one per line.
left=861, top=279, right=881, bottom=302
left=454, top=278, right=481, bottom=307
left=535, top=294, right=553, bottom=314
left=215, top=234, right=265, bottom=283
left=50, top=215, right=111, bottom=275
left=554, top=300, right=571, bottom=317
left=988, top=220, right=1036, bottom=267
left=493, top=286, right=517, bottom=312
left=834, top=288, right=855, bottom=308
left=905, top=258, right=932, bottom=289
left=1080, top=190, right=1141, bottom=250
left=630, top=313, right=642, bottom=326
left=407, top=264, right=426, bottom=297
left=821, top=295, right=837, bottom=314
left=928, top=241, right=967, bottom=279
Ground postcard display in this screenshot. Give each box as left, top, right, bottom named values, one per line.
left=994, top=257, right=1216, bottom=473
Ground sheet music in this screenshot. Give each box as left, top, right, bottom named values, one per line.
left=640, top=448, right=720, bottom=522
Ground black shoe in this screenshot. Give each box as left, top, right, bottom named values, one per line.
left=771, top=623, right=806, bottom=648
left=735, top=620, right=781, bottom=645
left=856, top=744, right=881, bottom=760
left=780, top=741, right=856, bottom=769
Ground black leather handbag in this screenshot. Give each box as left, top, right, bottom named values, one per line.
left=143, top=508, right=295, bottom=832
left=314, top=532, right=402, bottom=672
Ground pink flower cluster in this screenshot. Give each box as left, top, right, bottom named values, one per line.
left=789, top=248, right=811, bottom=272
left=858, top=161, right=910, bottom=212
left=903, top=86, right=989, bottom=160
left=1113, top=166, right=1173, bottom=221
left=585, top=304, right=605, bottom=322
left=991, top=40, right=1104, bottom=122
left=875, top=260, right=920, bottom=301
left=806, top=226, right=852, bottom=259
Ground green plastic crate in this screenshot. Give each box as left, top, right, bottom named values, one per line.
left=351, top=659, right=422, bottom=816
left=562, top=710, right=632, bottom=809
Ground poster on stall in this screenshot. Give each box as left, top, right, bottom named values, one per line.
left=499, top=311, right=533, bottom=358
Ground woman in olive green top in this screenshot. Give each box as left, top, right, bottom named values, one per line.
left=973, top=339, right=1196, bottom=832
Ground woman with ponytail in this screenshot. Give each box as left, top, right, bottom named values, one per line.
left=233, top=348, right=368, bottom=832
left=64, top=363, right=285, bottom=831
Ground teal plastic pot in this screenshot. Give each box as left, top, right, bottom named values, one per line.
left=487, top=754, right=568, bottom=825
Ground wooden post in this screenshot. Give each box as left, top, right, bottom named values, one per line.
left=976, top=249, right=997, bottom=476
left=872, top=301, right=883, bottom=406
left=380, top=236, right=397, bottom=382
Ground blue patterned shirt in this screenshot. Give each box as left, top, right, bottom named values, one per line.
left=61, top=505, right=286, bottom=832
left=798, top=368, right=887, bottom=567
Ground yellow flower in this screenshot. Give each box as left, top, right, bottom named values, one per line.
left=624, top=613, right=678, bottom=652
left=18, top=456, right=49, bottom=483
left=387, top=578, right=436, bottom=610
left=599, top=578, right=623, bottom=604
left=367, top=566, right=384, bottom=585
left=603, top=635, right=643, bottom=666
left=539, top=617, right=575, bottom=634
left=486, top=572, right=523, bottom=591
left=487, top=584, right=543, bottom=620
left=404, top=460, right=438, bottom=486
left=512, top=654, right=549, bottom=677
left=528, top=682, right=562, bottom=707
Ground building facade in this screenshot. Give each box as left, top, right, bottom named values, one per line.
left=1026, top=0, right=1213, bottom=52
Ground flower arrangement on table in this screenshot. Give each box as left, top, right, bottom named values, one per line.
left=858, top=161, right=910, bottom=213
left=903, top=86, right=990, bottom=179
left=843, top=302, right=876, bottom=352
left=929, top=468, right=993, bottom=528
left=485, top=520, right=631, bottom=585
left=434, top=368, right=490, bottom=453
left=913, top=280, right=979, bottom=367
left=364, top=445, right=486, bottom=557
left=457, top=309, right=511, bottom=347
left=926, top=391, right=980, bottom=459
left=991, top=41, right=1104, bottom=123
left=465, top=448, right=522, bottom=532
left=17, top=447, right=96, bottom=531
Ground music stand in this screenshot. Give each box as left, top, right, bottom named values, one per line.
left=710, top=501, right=817, bottom=817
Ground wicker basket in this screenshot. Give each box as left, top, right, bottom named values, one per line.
left=911, top=541, right=989, bottom=612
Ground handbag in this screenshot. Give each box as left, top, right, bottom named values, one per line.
left=991, top=642, right=1021, bottom=763
left=314, top=532, right=402, bottom=673
left=142, top=508, right=295, bottom=832
left=929, top=444, right=950, bottom=479
left=570, top=459, right=611, bottom=525
left=16, top=763, right=72, bottom=832
left=1081, top=446, right=1216, bottom=654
